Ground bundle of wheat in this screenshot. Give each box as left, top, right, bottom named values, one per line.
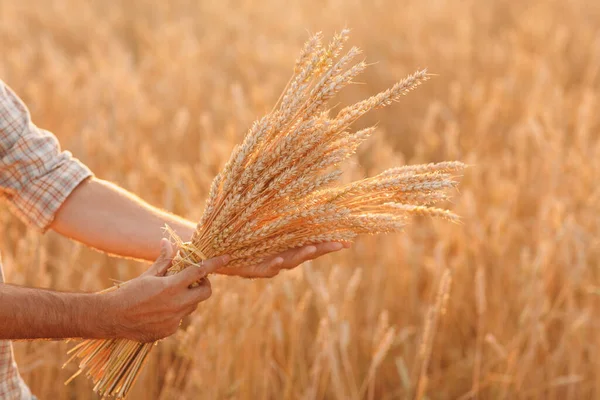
left=64, top=30, right=465, bottom=398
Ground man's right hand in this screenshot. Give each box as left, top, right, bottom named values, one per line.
left=103, top=239, right=230, bottom=342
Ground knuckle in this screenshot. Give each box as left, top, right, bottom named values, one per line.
left=174, top=303, right=188, bottom=315
left=185, top=304, right=198, bottom=315
left=140, top=331, right=158, bottom=343
left=194, top=278, right=208, bottom=291
left=196, top=267, right=208, bottom=280
left=150, top=333, right=162, bottom=343
left=168, top=321, right=180, bottom=336
left=177, top=299, right=197, bottom=319
left=198, top=285, right=212, bottom=300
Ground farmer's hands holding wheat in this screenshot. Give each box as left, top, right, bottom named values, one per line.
left=66, top=30, right=464, bottom=398
left=93, top=238, right=346, bottom=345
left=103, top=239, right=227, bottom=343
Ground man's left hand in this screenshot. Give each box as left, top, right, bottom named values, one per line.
left=216, top=242, right=351, bottom=278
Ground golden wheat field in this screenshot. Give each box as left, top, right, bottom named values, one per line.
left=1, top=0, right=600, bottom=399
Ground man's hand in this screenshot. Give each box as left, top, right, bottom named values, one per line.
left=0, top=239, right=229, bottom=341
left=104, top=239, right=230, bottom=342
left=216, top=241, right=351, bottom=278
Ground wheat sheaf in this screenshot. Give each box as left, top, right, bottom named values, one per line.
left=64, top=30, right=466, bottom=398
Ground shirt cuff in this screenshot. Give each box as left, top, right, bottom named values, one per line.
left=8, top=156, right=93, bottom=231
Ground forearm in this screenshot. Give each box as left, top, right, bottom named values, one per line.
left=0, top=284, right=112, bottom=340
left=50, top=178, right=196, bottom=262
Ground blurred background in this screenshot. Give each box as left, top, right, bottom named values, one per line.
left=1, top=0, right=599, bottom=398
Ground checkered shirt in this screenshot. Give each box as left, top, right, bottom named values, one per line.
left=0, top=80, right=93, bottom=399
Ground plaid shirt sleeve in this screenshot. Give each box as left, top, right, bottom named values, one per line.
left=0, top=80, right=93, bottom=231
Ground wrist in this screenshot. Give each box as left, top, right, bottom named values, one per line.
left=89, top=291, right=120, bottom=339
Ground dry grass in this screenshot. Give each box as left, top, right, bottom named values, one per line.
left=1, top=0, right=599, bottom=399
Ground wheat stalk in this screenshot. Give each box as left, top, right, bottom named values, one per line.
left=64, top=30, right=465, bottom=398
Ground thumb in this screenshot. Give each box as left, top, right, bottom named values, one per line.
left=145, top=238, right=174, bottom=276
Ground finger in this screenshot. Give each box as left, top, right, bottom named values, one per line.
left=169, top=255, right=230, bottom=287
left=155, top=241, right=176, bottom=276
left=185, top=278, right=213, bottom=303
left=260, top=245, right=315, bottom=269
left=256, top=256, right=284, bottom=278
left=212, top=266, right=242, bottom=277
left=250, top=246, right=315, bottom=274
left=215, top=264, right=273, bottom=278
left=180, top=301, right=202, bottom=317
left=284, top=245, right=318, bottom=268
left=183, top=304, right=199, bottom=317
left=307, top=242, right=345, bottom=260
left=145, top=239, right=174, bottom=276
left=281, top=242, right=344, bottom=270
